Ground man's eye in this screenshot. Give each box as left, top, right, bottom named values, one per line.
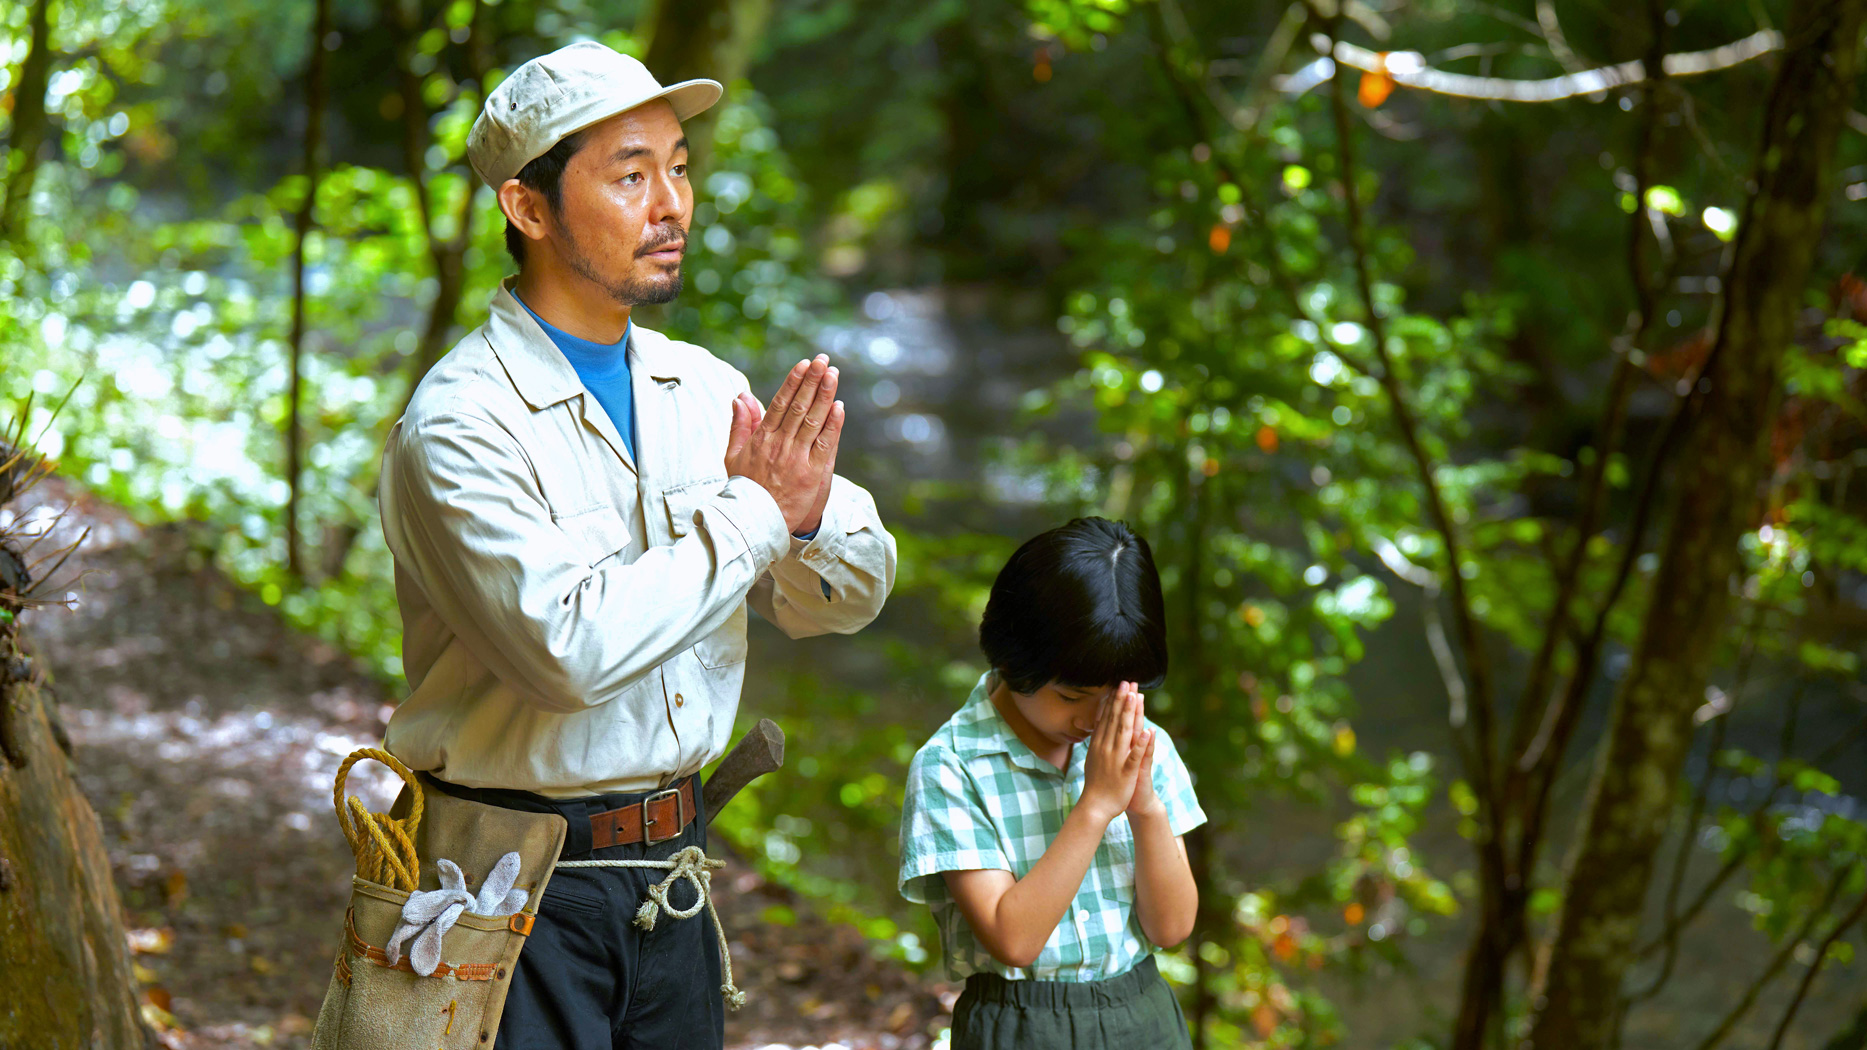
left=672, top=164, right=687, bottom=178
left=621, top=172, right=641, bottom=185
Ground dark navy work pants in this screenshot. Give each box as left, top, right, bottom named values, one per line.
left=426, top=775, right=724, bottom=1050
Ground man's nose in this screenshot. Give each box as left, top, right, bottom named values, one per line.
left=647, top=167, right=688, bottom=228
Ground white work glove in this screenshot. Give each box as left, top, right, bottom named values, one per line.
left=384, top=851, right=528, bottom=976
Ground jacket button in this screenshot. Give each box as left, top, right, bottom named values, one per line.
left=674, top=693, right=685, bottom=707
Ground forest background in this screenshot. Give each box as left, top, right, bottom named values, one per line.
left=2, top=0, right=1866, bottom=1048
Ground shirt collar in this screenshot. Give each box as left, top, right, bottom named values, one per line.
left=486, top=278, right=684, bottom=410
left=951, top=671, right=1071, bottom=778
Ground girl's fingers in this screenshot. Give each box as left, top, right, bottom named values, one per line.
left=1090, top=691, right=1114, bottom=747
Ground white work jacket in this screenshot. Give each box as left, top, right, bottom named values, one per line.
left=378, top=281, right=896, bottom=796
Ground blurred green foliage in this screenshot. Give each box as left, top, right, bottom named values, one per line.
left=3, top=0, right=1867, bottom=1046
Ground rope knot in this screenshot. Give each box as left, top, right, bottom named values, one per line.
left=560, top=845, right=743, bottom=1009
left=631, top=845, right=718, bottom=931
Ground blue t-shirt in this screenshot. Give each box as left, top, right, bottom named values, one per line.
left=515, top=292, right=637, bottom=463
left=510, top=292, right=822, bottom=548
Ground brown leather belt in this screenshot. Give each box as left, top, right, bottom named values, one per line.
left=588, top=776, right=698, bottom=849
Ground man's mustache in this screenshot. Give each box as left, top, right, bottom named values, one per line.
left=636, top=225, right=687, bottom=257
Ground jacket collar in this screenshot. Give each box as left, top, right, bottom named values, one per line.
left=485, top=278, right=685, bottom=410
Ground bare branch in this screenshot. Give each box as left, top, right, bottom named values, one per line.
left=1535, top=0, right=1586, bottom=72
left=1326, top=18, right=1500, bottom=811
left=1692, top=866, right=1855, bottom=1050
left=1766, top=881, right=1867, bottom=1050
left=1280, top=29, right=1782, bottom=102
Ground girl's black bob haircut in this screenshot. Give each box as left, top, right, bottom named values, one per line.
left=979, top=517, right=1168, bottom=696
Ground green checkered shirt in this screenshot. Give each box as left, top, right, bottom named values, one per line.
left=899, top=672, right=1207, bottom=982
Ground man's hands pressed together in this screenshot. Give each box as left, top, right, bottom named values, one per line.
left=724, top=354, right=844, bottom=535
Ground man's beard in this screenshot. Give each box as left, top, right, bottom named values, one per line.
left=560, top=221, right=684, bottom=306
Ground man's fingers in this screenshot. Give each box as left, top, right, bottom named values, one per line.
left=761, top=359, right=810, bottom=433
left=812, top=400, right=845, bottom=461
left=724, top=394, right=755, bottom=462
left=803, top=367, right=840, bottom=430
left=780, top=355, right=830, bottom=441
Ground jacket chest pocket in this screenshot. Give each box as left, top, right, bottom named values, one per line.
left=663, top=477, right=749, bottom=669
left=551, top=505, right=635, bottom=568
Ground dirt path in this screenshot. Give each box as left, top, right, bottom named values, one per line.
left=13, top=476, right=954, bottom=1050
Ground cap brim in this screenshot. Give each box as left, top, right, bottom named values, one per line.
left=655, top=79, right=724, bottom=122
left=482, top=78, right=727, bottom=186
left=555, top=79, right=724, bottom=148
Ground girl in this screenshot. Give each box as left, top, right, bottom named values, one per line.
left=899, top=517, right=1203, bottom=1049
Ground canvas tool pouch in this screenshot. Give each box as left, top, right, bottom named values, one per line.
left=311, top=750, right=567, bottom=1050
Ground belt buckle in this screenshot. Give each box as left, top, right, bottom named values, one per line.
left=641, top=787, right=685, bottom=846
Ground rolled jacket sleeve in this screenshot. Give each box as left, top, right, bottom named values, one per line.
left=382, top=409, right=791, bottom=713
left=749, top=473, right=897, bottom=637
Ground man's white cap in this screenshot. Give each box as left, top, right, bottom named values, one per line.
left=467, top=41, right=722, bottom=188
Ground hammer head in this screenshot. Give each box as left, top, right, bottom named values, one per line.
left=701, top=718, right=785, bottom=822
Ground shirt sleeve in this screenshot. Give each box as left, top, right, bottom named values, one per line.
left=728, top=369, right=897, bottom=638
left=899, top=746, right=1009, bottom=905
left=1148, top=721, right=1208, bottom=838
left=379, top=408, right=791, bottom=714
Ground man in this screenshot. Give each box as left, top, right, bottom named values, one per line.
left=376, top=41, right=896, bottom=1049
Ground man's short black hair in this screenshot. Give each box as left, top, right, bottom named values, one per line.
left=503, top=129, right=587, bottom=267
left=979, top=517, right=1169, bottom=695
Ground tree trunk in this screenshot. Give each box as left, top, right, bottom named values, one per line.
left=0, top=465, right=150, bottom=1048
left=1523, top=2, right=1867, bottom=1045
left=0, top=0, right=54, bottom=241
left=640, top=0, right=773, bottom=172
left=286, top=0, right=334, bottom=582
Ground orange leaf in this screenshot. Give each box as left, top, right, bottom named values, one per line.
left=1344, top=902, right=1365, bottom=925
left=1358, top=53, right=1395, bottom=107
left=1252, top=1002, right=1280, bottom=1038
left=1208, top=223, right=1232, bottom=254
left=1272, top=932, right=1298, bottom=961
left=1255, top=424, right=1279, bottom=453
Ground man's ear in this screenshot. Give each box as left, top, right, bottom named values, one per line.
left=497, top=179, right=550, bottom=249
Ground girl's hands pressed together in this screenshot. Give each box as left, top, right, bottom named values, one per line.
left=1079, top=682, right=1145, bottom=824
left=1121, top=682, right=1164, bottom=821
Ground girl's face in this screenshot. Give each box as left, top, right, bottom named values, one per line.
left=1005, top=680, right=1119, bottom=750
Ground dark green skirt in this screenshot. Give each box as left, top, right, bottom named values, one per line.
left=950, top=955, right=1193, bottom=1050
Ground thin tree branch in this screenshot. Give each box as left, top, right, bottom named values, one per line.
left=1509, top=28, right=1672, bottom=782
left=1535, top=0, right=1586, bottom=72
left=1326, top=18, right=1500, bottom=811
left=1283, top=29, right=1782, bottom=102
left=1635, top=683, right=1808, bottom=963
left=1766, top=881, right=1867, bottom=1050
left=1692, top=866, right=1855, bottom=1050
left=1627, top=614, right=1767, bottom=1003
left=286, top=0, right=334, bottom=583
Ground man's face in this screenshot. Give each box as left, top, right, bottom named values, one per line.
left=547, top=99, right=692, bottom=306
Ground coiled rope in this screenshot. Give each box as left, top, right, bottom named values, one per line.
left=330, top=750, right=743, bottom=1007
left=333, top=748, right=423, bottom=892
